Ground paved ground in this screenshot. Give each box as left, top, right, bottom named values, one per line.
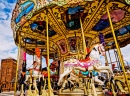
left=0, top=91, right=20, bottom=96
left=0, top=91, right=83, bottom=96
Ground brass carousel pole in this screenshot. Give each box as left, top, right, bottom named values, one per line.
left=79, top=17, right=87, bottom=95
left=46, top=16, right=51, bottom=96
left=106, top=5, right=130, bottom=93
left=80, top=17, right=87, bottom=58
left=14, top=36, right=20, bottom=96
left=80, top=17, right=97, bottom=96
left=104, top=52, right=109, bottom=66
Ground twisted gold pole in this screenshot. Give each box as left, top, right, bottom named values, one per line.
left=106, top=5, right=130, bottom=94
left=46, top=17, right=51, bottom=96
left=80, top=17, right=87, bottom=58
left=14, top=37, right=20, bottom=96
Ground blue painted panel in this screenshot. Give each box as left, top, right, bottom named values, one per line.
left=92, top=19, right=110, bottom=31
left=118, top=27, right=128, bottom=35
left=126, top=25, right=130, bottom=31
left=30, top=23, right=38, bottom=31
left=68, top=6, right=82, bottom=14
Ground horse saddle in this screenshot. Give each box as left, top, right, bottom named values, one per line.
left=81, top=70, right=98, bottom=76
left=26, top=70, right=34, bottom=75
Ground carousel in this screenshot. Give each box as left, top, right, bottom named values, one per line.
left=11, top=0, right=130, bottom=96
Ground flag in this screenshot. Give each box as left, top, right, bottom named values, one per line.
left=23, top=52, right=26, bottom=61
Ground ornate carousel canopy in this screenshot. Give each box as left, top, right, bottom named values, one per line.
left=11, top=0, right=130, bottom=58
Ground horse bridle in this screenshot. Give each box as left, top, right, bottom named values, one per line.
left=92, top=44, right=105, bottom=54
left=98, top=44, right=105, bottom=54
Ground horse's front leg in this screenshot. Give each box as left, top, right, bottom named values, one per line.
left=94, top=66, right=113, bottom=75
left=39, top=74, right=44, bottom=82
left=20, top=84, right=24, bottom=96
left=58, top=68, right=72, bottom=86
left=100, top=70, right=109, bottom=78
left=33, top=77, right=39, bottom=94
left=24, top=75, right=29, bottom=84
left=93, top=76, right=104, bottom=85
left=68, top=76, right=75, bottom=85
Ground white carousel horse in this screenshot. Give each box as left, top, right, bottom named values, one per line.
left=20, top=62, right=44, bottom=96
left=60, top=69, right=108, bottom=91
left=25, top=64, right=44, bottom=90
left=58, top=43, right=113, bottom=86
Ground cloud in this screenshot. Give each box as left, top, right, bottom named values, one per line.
left=0, top=0, right=14, bottom=20
left=0, top=0, right=52, bottom=69
left=0, top=0, right=17, bottom=67
left=0, top=11, right=9, bottom=20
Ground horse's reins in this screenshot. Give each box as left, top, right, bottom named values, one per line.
left=27, top=62, right=39, bottom=71
left=27, top=64, right=33, bottom=70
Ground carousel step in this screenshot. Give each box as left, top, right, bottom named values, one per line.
left=59, top=89, right=84, bottom=95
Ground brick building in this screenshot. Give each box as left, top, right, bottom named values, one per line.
left=0, top=66, right=1, bottom=83
left=0, top=57, right=17, bottom=91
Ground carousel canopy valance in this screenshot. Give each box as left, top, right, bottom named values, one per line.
left=11, top=0, right=130, bottom=58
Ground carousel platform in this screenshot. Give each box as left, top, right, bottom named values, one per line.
left=58, top=89, right=84, bottom=96
left=58, top=89, right=104, bottom=96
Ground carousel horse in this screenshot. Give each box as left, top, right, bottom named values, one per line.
left=42, top=60, right=59, bottom=78
left=58, top=43, right=113, bottom=87
left=61, top=69, right=108, bottom=91
left=22, top=61, right=44, bottom=95
left=42, top=62, right=59, bottom=88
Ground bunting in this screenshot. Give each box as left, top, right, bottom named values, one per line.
left=35, top=48, right=41, bottom=58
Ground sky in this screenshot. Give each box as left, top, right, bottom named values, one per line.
left=0, top=0, right=49, bottom=68
left=0, top=0, right=130, bottom=69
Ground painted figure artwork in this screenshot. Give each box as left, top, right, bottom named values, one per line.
left=15, top=1, right=35, bottom=24
left=57, top=39, right=67, bottom=55
left=93, top=9, right=125, bottom=31
left=68, top=37, right=77, bottom=52
left=101, top=9, right=125, bottom=23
